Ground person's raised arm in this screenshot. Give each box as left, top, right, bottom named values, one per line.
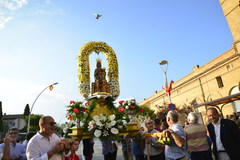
left=2, top=134, right=11, bottom=160
left=163, top=129, right=185, bottom=147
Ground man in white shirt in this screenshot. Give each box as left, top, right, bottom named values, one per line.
left=26, top=116, right=71, bottom=160
left=141, top=119, right=164, bottom=160
left=207, top=108, right=240, bottom=160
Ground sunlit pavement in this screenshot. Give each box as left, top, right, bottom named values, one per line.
left=77, top=138, right=124, bottom=160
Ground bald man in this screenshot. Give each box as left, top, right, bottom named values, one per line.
left=207, top=108, right=240, bottom=160
left=26, top=116, right=71, bottom=160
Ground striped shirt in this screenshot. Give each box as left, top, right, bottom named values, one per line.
left=184, top=123, right=210, bottom=152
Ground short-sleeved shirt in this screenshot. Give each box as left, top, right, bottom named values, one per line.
left=143, top=129, right=163, bottom=156
left=184, top=123, right=209, bottom=152
left=165, top=123, right=186, bottom=159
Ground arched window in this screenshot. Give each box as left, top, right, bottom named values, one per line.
left=231, top=86, right=240, bottom=113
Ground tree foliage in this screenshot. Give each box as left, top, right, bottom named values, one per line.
left=22, top=114, right=43, bottom=132
left=23, top=104, right=30, bottom=118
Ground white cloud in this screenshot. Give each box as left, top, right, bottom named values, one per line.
left=35, top=9, right=63, bottom=16
left=0, top=0, right=28, bottom=10
left=44, top=0, right=51, bottom=4
left=0, top=0, right=28, bottom=29
left=0, top=16, right=12, bottom=29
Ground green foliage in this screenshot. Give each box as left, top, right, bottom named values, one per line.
left=81, top=97, right=115, bottom=132
left=23, top=114, right=43, bottom=132
left=23, top=104, right=30, bottom=118
left=66, top=101, right=89, bottom=122
left=63, top=97, right=156, bottom=140
left=54, top=124, right=63, bottom=136
left=140, top=105, right=156, bottom=119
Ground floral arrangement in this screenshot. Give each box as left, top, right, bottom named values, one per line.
left=65, top=98, right=156, bottom=140
left=78, top=41, right=120, bottom=99
left=66, top=101, right=90, bottom=126
left=88, top=114, right=124, bottom=141
left=116, top=99, right=145, bottom=122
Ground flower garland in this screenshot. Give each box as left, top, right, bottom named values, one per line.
left=78, top=41, right=120, bottom=99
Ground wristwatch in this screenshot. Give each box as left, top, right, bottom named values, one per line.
left=169, top=130, right=174, bottom=133
left=151, top=143, right=154, bottom=146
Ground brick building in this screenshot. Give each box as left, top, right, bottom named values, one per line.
left=139, top=0, right=240, bottom=124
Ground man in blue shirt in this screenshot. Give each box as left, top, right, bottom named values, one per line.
left=0, top=127, right=27, bottom=160
left=163, top=110, right=186, bottom=160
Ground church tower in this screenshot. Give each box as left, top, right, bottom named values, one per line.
left=219, top=0, right=240, bottom=52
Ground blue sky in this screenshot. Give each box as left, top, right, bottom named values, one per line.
left=0, top=0, right=234, bottom=124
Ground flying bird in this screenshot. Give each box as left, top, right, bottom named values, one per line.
left=94, top=14, right=102, bottom=19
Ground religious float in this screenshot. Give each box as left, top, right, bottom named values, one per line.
left=65, top=41, right=165, bottom=144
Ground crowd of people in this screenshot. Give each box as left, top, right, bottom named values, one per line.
left=0, top=108, right=240, bottom=160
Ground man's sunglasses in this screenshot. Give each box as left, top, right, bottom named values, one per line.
left=45, top=122, right=56, bottom=126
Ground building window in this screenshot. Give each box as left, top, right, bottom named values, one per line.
left=226, top=64, right=231, bottom=70
left=216, top=76, right=224, bottom=88
left=230, top=86, right=240, bottom=113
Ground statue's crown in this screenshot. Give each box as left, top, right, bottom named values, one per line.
left=96, top=58, right=102, bottom=63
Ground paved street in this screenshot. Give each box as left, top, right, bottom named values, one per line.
left=77, top=138, right=124, bottom=160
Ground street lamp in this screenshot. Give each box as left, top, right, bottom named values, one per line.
left=27, top=82, right=58, bottom=132
left=159, top=60, right=172, bottom=103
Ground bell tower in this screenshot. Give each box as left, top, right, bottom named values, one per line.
left=219, top=0, right=240, bottom=52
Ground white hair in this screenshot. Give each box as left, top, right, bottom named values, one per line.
left=187, top=112, right=198, bottom=123
left=167, top=110, right=178, bottom=123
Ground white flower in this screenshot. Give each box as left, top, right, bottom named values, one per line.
left=103, top=130, right=109, bottom=136
left=88, top=121, right=94, bottom=131
left=122, top=120, right=127, bottom=125
left=109, top=120, right=116, bottom=127
left=105, top=123, right=110, bottom=129
left=94, top=130, right=102, bottom=137
left=96, top=120, right=103, bottom=127
left=63, top=127, right=68, bottom=133
left=109, top=115, right=115, bottom=121
left=102, top=116, right=107, bottom=121
left=125, top=105, right=129, bottom=109
left=100, top=114, right=107, bottom=121
left=93, top=115, right=99, bottom=121
left=110, top=128, right=119, bottom=134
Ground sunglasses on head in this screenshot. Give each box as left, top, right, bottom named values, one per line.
left=9, top=132, right=18, bottom=135
left=45, top=122, right=56, bottom=126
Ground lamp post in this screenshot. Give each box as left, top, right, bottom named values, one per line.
left=159, top=60, right=172, bottom=103
left=27, top=82, right=58, bottom=132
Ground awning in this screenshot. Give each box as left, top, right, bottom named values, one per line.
left=194, top=92, right=240, bottom=108
left=194, top=92, right=240, bottom=118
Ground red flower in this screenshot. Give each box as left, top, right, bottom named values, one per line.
left=118, top=107, right=124, bottom=112
left=85, top=102, right=90, bottom=106
left=68, top=114, right=72, bottom=120
left=130, top=105, right=135, bottom=109
left=83, top=108, right=89, bottom=113
left=73, top=108, right=80, bottom=113
left=118, top=100, right=125, bottom=105
left=139, top=108, right=144, bottom=112
left=70, top=101, right=75, bottom=105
